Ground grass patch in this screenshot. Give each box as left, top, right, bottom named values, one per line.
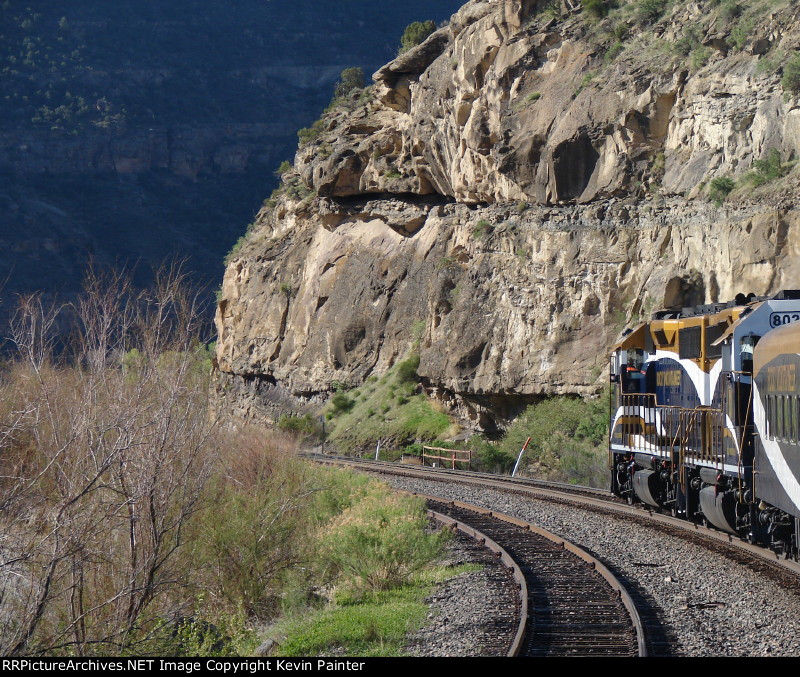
left=472, top=219, right=493, bottom=239
left=277, top=593, right=428, bottom=656
left=318, top=491, right=448, bottom=594
left=326, top=353, right=451, bottom=455
left=756, top=48, right=785, bottom=76
left=574, top=71, right=596, bottom=97
left=274, top=562, right=477, bottom=657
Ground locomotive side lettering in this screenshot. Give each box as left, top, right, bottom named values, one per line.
left=766, top=364, right=796, bottom=392
left=656, top=370, right=682, bottom=387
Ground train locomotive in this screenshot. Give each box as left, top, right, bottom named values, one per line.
left=609, top=290, right=800, bottom=558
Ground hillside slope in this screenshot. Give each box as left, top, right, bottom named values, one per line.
left=215, top=0, right=800, bottom=429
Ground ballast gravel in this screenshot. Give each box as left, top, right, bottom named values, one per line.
left=384, top=475, right=800, bottom=657
left=404, top=530, right=517, bottom=657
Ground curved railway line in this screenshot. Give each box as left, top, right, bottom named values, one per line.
left=426, top=495, right=644, bottom=657
left=306, top=452, right=800, bottom=656
left=308, top=453, right=800, bottom=578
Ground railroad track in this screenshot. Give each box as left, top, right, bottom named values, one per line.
left=422, top=494, right=646, bottom=657
left=308, top=453, right=800, bottom=579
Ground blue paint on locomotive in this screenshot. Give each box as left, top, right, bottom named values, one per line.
left=647, top=357, right=700, bottom=408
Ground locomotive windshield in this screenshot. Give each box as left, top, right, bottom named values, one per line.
left=622, top=347, right=646, bottom=393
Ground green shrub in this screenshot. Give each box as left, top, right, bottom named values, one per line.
left=318, top=487, right=448, bottom=592
left=727, top=17, right=753, bottom=51
left=708, top=176, right=735, bottom=205
left=264, top=187, right=283, bottom=209
left=399, top=20, right=436, bottom=54
left=193, top=444, right=389, bottom=622
left=497, top=393, right=609, bottom=485
left=613, top=22, right=630, bottom=41
left=748, top=148, right=789, bottom=186
left=690, top=46, right=711, bottom=71
left=193, top=439, right=322, bottom=619
left=396, top=354, right=420, bottom=384
left=274, top=160, right=292, bottom=177
left=637, top=0, right=668, bottom=23
left=782, top=52, right=800, bottom=95
left=331, top=392, right=356, bottom=414
left=673, top=26, right=702, bottom=56
left=403, top=442, right=424, bottom=456
left=298, top=118, right=325, bottom=145
left=334, top=67, right=365, bottom=100
left=468, top=436, right=515, bottom=474
left=174, top=613, right=258, bottom=657
left=277, top=413, right=322, bottom=439
left=718, top=0, right=741, bottom=21
left=582, top=0, right=609, bottom=19
left=539, top=432, right=608, bottom=487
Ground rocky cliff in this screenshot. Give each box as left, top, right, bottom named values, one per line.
left=215, top=0, right=800, bottom=430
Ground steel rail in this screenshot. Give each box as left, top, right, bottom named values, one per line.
left=426, top=507, right=528, bottom=657
left=415, top=492, right=647, bottom=657
left=312, top=454, right=800, bottom=578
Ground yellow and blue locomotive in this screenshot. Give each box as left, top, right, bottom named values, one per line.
left=610, top=291, right=800, bottom=557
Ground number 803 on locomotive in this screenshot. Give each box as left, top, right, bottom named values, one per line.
left=609, top=290, right=800, bottom=558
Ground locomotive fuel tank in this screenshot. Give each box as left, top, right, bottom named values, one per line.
left=632, top=469, right=662, bottom=508
left=698, top=487, right=739, bottom=534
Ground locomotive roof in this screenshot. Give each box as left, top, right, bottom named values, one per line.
left=653, top=290, right=800, bottom=320
left=611, top=291, right=800, bottom=356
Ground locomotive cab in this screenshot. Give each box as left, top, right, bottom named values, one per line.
left=609, top=292, right=800, bottom=557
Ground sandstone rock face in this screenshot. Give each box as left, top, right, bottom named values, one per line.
left=216, top=0, right=800, bottom=429
left=296, top=0, right=800, bottom=205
